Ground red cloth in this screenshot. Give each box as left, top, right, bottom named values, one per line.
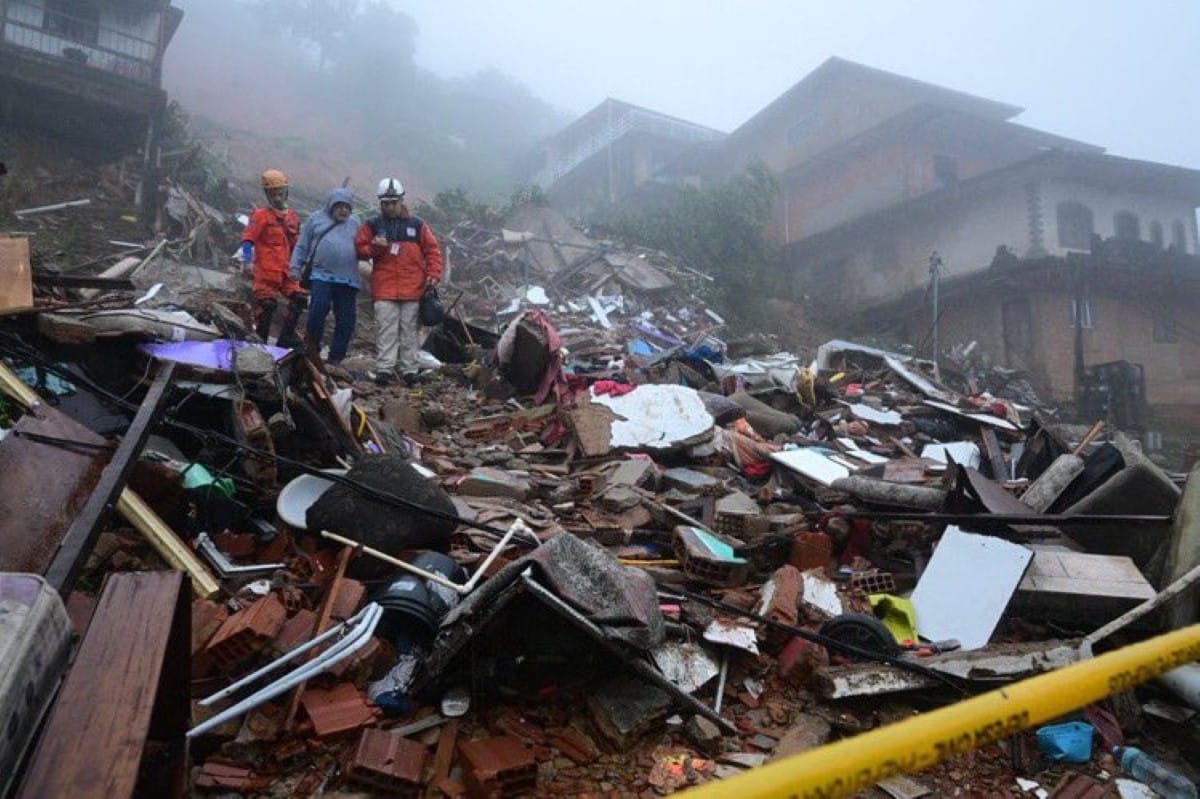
left=356, top=211, right=443, bottom=301
left=593, top=379, right=635, bottom=397
left=243, top=206, right=300, bottom=300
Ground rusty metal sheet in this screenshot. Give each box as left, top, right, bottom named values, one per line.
left=0, top=405, right=109, bottom=573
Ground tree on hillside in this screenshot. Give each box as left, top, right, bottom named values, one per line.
left=593, top=164, right=781, bottom=320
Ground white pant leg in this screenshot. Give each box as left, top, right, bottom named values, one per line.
left=374, top=300, right=401, bottom=372
left=397, top=300, right=421, bottom=374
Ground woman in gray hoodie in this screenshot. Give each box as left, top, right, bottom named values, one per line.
left=289, top=188, right=362, bottom=364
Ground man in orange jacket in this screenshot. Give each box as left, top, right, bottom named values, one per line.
left=240, top=169, right=304, bottom=347
left=355, top=177, right=443, bottom=386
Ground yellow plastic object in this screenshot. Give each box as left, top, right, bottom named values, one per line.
left=681, top=624, right=1200, bottom=799
left=869, top=594, right=918, bottom=644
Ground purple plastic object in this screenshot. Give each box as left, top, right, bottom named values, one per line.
left=139, top=339, right=291, bottom=370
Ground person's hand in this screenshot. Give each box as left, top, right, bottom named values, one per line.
left=372, top=235, right=388, bottom=248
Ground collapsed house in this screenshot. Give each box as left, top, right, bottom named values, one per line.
left=0, top=178, right=1198, bottom=799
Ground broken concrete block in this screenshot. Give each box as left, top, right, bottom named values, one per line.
left=663, top=467, right=722, bottom=495
left=674, top=525, right=751, bottom=587
left=609, top=458, right=655, bottom=488
left=1013, top=549, right=1155, bottom=625
left=684, top=715, right=724, bottom=755
left=587, top=674, right=673, bottom=749
left=1020, top=454, right=1085, bottom=513
left=455, top=467, right=531, bottom=501
left=589, top=384, right=715, bottom=451
left=1163, top=462, right=1200, bottom=628
left=769, top=714, right=831, bottom=761
left=1062, top=435, right=1180, bottom=572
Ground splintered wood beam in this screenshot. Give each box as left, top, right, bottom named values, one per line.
left=45, top=361, right=176, bottom=594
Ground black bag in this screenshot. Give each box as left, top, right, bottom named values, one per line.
left=418, top=286, right=445, bottom=326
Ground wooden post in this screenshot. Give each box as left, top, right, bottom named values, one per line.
left=45, top=362, right=176, bottom=594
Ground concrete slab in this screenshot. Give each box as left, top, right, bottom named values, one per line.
left=1013, top=549, right=1155, bottom=625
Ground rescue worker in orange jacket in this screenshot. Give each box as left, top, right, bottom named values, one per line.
left=240, top=169, right=304, bottom=347
left=355, top=178, right=443, bottom=386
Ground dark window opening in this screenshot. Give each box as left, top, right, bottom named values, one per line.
left=1114, top=210, right=1140, bottom=241
left=44, top=0, right=101, bottom=46
left=1056, top=201, right=1094, bottom=249
left=1149, top=221, right=1164, bottom=248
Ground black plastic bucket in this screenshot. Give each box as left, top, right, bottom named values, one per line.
left=375, top=552, right=467, bottom=642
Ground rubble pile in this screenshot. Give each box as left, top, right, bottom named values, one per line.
left=0, top=185, right=1197, bottom=799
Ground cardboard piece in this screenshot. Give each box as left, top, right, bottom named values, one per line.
left=0, top=236, right=33, bottom=311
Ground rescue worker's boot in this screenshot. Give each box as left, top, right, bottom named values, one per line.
left=276, top=294, right=306, bottom=350
left=254, top=299, right=278, bottom=342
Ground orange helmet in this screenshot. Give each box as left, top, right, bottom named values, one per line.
left=261, top=169, right=289, bottom=190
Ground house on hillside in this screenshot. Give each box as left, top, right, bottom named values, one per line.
left=559, top=57, right=1199, bottom=422
left=531, top=97, right=725, bottom=216
left=0, top=0, right=183, bottom=148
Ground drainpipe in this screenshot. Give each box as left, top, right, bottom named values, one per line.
left=929, top=251, right=943, bottom=379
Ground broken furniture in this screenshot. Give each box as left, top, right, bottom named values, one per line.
left=17, top=571, right=190, bottom=799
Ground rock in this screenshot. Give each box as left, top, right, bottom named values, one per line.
left=769, top=714, right=832, bottom=760
left=306, top=455, right=458, bottom=578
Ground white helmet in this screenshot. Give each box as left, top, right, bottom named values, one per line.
left=376, top=177, right=404, bottom=200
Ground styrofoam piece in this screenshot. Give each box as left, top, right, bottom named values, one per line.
left=801, top=570, right=844, bottom=617
left=770, top=448, right=852, bottom=486
left=911, top=526, right=1032, bottom=650
left=921, top=441, right=982, bottom=469
left=590, top=384, right=714, bottom=450
left=650, top=641, right=721, bottom=694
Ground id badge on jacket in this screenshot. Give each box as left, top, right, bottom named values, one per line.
left=389, top=242, right=400, bottom=255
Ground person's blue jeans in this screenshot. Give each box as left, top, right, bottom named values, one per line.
left=306, top=280, right=358, bottom=362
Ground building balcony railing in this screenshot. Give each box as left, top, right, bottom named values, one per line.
left=1, top=1, right=160, bottom=85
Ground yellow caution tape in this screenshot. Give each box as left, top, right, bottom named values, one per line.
left=682, top=624, right=1200, bottom=799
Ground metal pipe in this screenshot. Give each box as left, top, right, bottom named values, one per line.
left=199, top=603, right=378, bottom=706
left=1080, top=562, right=1200, bottom=657
left=188, top=603, right=382, bottom=738
left=320, top=518, right=529, bottom=596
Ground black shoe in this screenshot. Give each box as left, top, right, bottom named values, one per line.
left=402, top=371, right=418, bottom=387
left=374, top=370, right=394, bottom=387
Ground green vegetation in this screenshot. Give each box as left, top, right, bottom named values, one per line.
left=592, top=163, right=783, bottom=320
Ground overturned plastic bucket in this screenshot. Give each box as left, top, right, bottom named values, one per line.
left=375, top=552, right=467, bottom=643
left=1036, top=721, right=1094, bottom=763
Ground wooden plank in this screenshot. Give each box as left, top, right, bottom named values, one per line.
left=45, top=362, right=175, bottom=593
left=0, top=235, right=34, bottom=311
left=426, top=719, right=460, bottom=799
left=979, top=428, right=1008, bottom=481
left=18, top=571, right=190, bottom=799
left=0, top=405, right=110, bottom=573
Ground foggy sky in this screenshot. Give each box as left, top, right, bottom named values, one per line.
left=387, top=0, right=1200, bottom=169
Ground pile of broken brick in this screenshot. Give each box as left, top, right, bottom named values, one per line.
left=1, top=211, right=1198, bottom=799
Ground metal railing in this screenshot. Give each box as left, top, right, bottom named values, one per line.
left=1, top=1, right=161, bottom=85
